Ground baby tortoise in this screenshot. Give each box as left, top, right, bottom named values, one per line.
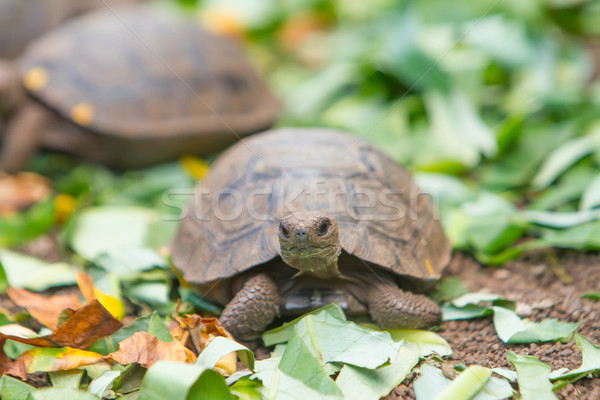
left=0, top=5, right=279, bottom=171
left=171, top=128, right=452, bottom=340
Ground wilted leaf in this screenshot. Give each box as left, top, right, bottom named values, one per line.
left=336, top=346, right=419, bottom=400
left=429, top=277, right=470, bottom=303
left=493, top=307, right=579, bottom=343
left=0, top=300, right=122, bottom=349
left=138, top=361, right=234, bottom=400
left=7, top=288, right=82, bottom=330
left=107, top=331, right=196, bottom=368
left=9, top=347, right=103, bottom=380
left=506, top=351, right=557, bottom=400
left=0, top=250, right=76, bottom=292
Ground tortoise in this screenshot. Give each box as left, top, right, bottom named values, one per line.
left=0, top=5, right=279, bottom=172
left=171, top=128, right=452, bottom=340
left=0, top=0, right=146, bottom=59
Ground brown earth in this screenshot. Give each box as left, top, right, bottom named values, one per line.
left=388, top=251, right=600, bottom=400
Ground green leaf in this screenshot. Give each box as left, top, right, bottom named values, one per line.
left=68, top=207, right=166, bottom=260
left=542, top=220, right=600, bottom=249
left=262, top=303, right=346, bottom=346
left=27, top=388, right=100, bottom=400
left=429, top=277, right=470, bottom=303
left=94, top=247, right=167, bottom=275
left=88, top=370, right=121, bottom=398
left=196, top=336, right=254, bottom=371
left=336, top=346, right=419, bottom=400
left=0, top=250, right=76, bottom=291
left=111, top=312, right=173, bottom=345
left=532, top=125, right=600, bottom=188
left=381, top=328, right=453, bottom=358
left=278, top=332, right=342, bottom=396
left=493, top=307, right=579, bottom=343
left=0, top=375, right=35, bottom=400
left=442, top=304, right=493, bottom=321
left=229, top=376, right=262, bottom=400
left=506, top=351, right=557, bottom=400
left=49, top=370, right=84, bottom=389
left=581, top=291, right=600, bottom=300
left=436, top=365, right=492, bottom=400
left=251, top=356, right=342, bottom=400
left=280, top=310, right=399, bottom=369
left=554, top=334, right=600, bottom=379
left=580, top=175, right=600, bottom=210
left=519, top=209, right=600, bottom=228
left=138, top=361, right=234, bottom=400
left=0, top=198, right=55, bottom=247
left=414, top=364, right=512, bottom=400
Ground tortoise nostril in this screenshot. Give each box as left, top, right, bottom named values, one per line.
left=295, top=228, right=308, bottom=241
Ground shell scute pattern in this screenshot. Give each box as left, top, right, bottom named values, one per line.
left=172, top=128, right=452, bottom=289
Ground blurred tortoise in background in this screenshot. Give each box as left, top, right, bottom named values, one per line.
left=171, top=128, right=452, bottom=340
left=0, top=0, right=145, bottom=59
left=0, top=5, right=279, bottom=172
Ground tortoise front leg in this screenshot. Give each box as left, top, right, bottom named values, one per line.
left=220, top=273, right=280, bottom=341
left=0, top=102, right=47, bottom=173
left=367, top=282, right=441, bottom=329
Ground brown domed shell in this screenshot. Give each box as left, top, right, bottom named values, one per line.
left=171, top=128, right=452, bottom=286
left=18, top=5, right=280, bottom=139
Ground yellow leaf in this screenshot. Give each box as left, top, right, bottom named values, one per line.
left=76, top=272, right=125, bottom=321
left=180, top=156, right=210, bottom=180
left=54, top=194, right=76, bottom=225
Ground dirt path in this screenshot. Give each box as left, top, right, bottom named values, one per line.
left=389, top=251, right=600, bottom=399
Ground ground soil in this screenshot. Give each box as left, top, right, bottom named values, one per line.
left=388, top=250, right=600, bottom=400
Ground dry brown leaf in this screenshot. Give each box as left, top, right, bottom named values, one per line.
left=0, top=172, right=51, bottom=215
left=169, top=314, right=234, bottom=355
left=106, top=331, right=196, bottom=368
left=0, top=338, right=13, bottom=376
left=0, top=300, right=122, bottom=349
left=7, top=288, right=83, bottom=330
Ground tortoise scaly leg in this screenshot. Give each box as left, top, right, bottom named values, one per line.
left=220, top=273, right=280, bottom=341
left=367, top=283, right=441, bottom=329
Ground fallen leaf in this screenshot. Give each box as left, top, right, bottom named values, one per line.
left=0, top=300, right=122, bottom=348
left=107, top=331, right=196, bottom=368
left=169, top=314, right=237, bottom=374
left=8, top=347, right=103, bottom=380
left=7, top=288, right=82, bottom=330
left=0, top=172, right=51, bottom=215
left=76, top=271, right=125, bottom=320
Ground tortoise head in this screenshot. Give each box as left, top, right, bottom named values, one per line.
left=278, top=212, right=341, bottom=279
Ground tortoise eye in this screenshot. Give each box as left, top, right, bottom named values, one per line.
left=317, top=220, right=330, bottom=236
left=279, top=224, right=290, bottom=239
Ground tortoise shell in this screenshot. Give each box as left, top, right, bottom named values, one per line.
left=18, top=5, right=279, bottom=139
left=0, top=0, right=67, bottom=58
left=172, top=128, right=451, bottom=288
